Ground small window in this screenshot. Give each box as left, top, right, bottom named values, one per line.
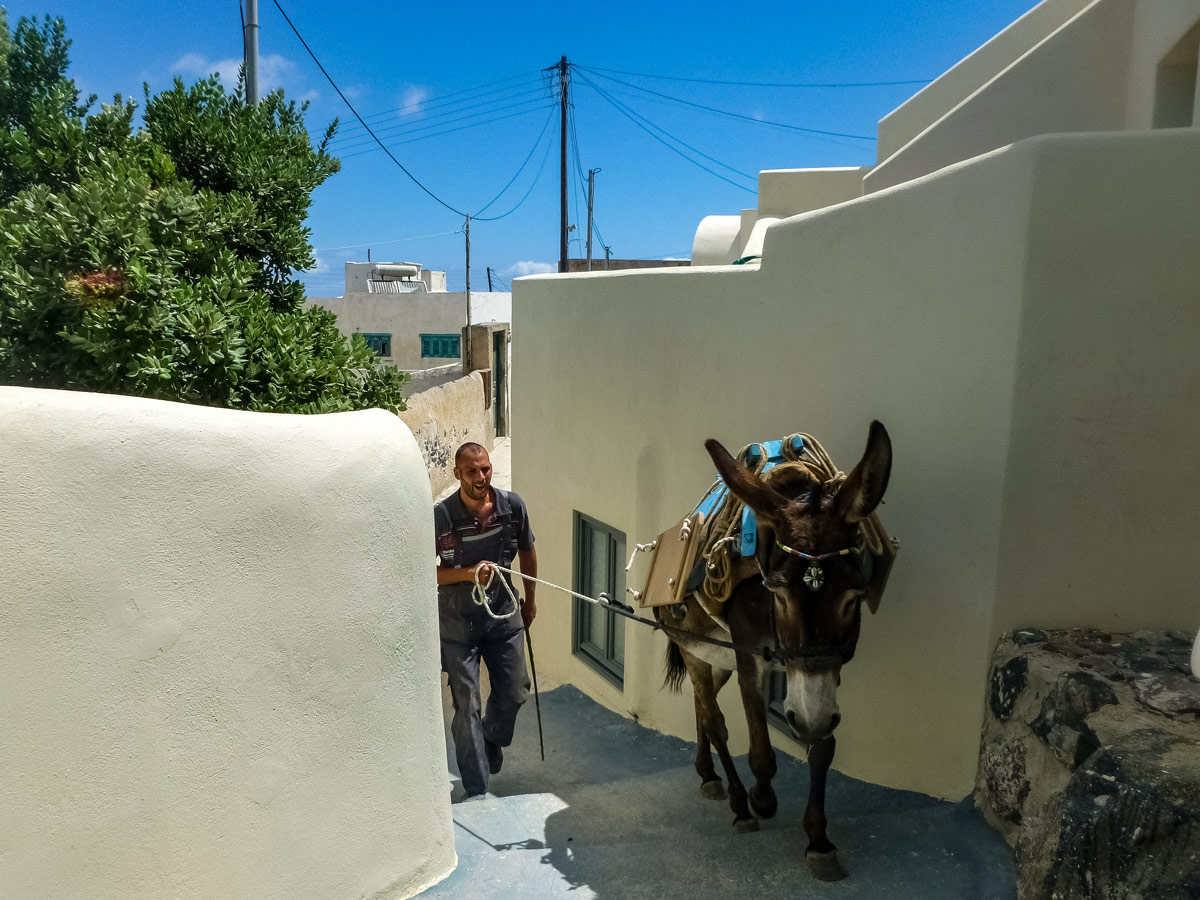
left=573, top=512, right=626, bottom=686
left=361, top=333, right=392, bottom=357
left=420, top=333, right=461, bottom=358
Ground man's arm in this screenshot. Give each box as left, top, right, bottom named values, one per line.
left=435, top=560, right=494, bottom=585
left=517, top=546, right=537, bottom=628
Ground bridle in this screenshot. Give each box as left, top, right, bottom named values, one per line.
left=775, top=541, right=857, bottom=592
left=755, top=538, right=866, bottom=670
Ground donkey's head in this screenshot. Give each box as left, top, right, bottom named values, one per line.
left=705, top=421, right=891, bottom=746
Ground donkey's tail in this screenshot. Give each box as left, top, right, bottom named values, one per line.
left=663, top=640, right=688, bottom=692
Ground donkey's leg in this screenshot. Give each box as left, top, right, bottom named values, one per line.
left=804, top=735, right=847, bottom=881
left=736, top=653, right=778, bottom=820
left=695, top=668, right=732, bottom=800
left=682, top=650, right=755, bottom=832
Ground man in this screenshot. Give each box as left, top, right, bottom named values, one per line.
left=435, top=441, right=537, bottom=800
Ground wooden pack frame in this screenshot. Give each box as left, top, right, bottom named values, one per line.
left=636, top=512, right=707, bottom=608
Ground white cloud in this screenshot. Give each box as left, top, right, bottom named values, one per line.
left=506, top=261, right=555, bottom=277
left=398, top=86, right=430, bottom=116
left=170, top=52, right=307, bottom=98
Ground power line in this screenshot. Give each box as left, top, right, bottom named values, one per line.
left=578, top=66, right=876, bottom=141
left=328, top=82, right=550, bottom=149
left=337, top=104, right=554, bottom=161
left=473, top=105, right=557, bottom=218
left=331, top=94, right=552, bottom=155
left=269, top=0, right=470, bottom=215
left=454, top=107, right=557, bottom=222
left=271, top=0, right=549, bottom=222
left=575, top=70, right=756, bottom=193
left=568, top=103, right=606, bottom=251
left=332, top=70, right=543, bottom=135
left=313, top=229, right=462, bottom=252
left=577, top=64, right=932, bottom=89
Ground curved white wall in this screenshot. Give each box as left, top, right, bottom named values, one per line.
left=0, top=388, right=454, bottom=900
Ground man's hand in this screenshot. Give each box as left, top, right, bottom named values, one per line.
left=517, top=546, right=537, bottom=630
left=435, top=559, right=496, bottom=586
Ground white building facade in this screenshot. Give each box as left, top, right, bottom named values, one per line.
left=306, top=261, right=512, bottom=373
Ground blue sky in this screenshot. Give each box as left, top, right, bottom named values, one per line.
left=4, top=0, right=1038, bottom=294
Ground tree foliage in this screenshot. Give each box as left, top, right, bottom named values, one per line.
left=0, top=11, right=408, bottom=412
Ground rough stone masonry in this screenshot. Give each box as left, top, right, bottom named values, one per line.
left=977, top=629, right=1200, bottom=900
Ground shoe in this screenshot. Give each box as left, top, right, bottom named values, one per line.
left=485, top=739, right=504, bottom=775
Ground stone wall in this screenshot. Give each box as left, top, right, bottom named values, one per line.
left=398, top=371, right=493, bottom=497
left=976, top=629, right=1200, bottom=900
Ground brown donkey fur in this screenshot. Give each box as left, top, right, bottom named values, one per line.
left=656, top=421, right=892, bottom=882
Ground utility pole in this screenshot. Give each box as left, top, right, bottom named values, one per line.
left=558, top=56, right=569, bottom=274
left=586, top=168, right=600, bottom=271
left=486, top=266, right=494, bottom=291
left=464, top=215, right=472, bottom=373
left=604, top=245, right=611, bottom=270
left=243, top=0, right=259, bottom=104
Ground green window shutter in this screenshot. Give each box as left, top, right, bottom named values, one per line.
left=572, top=512, right=626, bottom=686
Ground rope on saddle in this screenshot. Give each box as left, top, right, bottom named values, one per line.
left=696, top=433, right=890, bottom=604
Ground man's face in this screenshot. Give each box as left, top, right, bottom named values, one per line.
left=454, top=449, right=492, bottom=503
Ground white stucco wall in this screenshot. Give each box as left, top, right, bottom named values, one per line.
left=513, top=129, right=1200, bottom=800
left=0, top=388, right=455, bottom=900
left=756, top=167, right=870, bottom=218
left=866, top=0, right=1200, bottom=193
left=876, top=0, right=1094, bottom=159
left=460, top=290, right=513, bottom=326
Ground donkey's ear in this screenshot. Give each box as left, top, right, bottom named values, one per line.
left=833, top=421, right=892, bottom=524
left=705, top=439, right=788, bottom=526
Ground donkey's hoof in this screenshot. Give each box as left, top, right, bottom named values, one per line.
left=806, top=850, right=847, bottom=882
left=748, top=785, right=777, bottom=819
left=700, top=779, right=726, bottom=801
left=732, top=817, right=759, bottom=834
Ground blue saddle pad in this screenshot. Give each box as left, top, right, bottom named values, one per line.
left=692, top=435, right=805, bottom=558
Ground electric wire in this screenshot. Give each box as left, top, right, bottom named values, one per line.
left=578, top=71, right=756, bottom=183
left=568, top=102, right=607, bottom=253
left=578, top=66, right=875, bottom=141
left=313, top=229, right=462, bottom=253
left=271, top=0, right=550, bottom=221
left=458, top=107, right=557, bottom=222
left=577, top=63, right=932, bottom=89
left=328, top=82, right=551, bottom=149
left=337, top=104, right=554, bottom=161
left=333, top=70, right=542, bottom=135
left=472, top=105, right=556, bottom=217
left=575, top=70, right=756, bottom=192
left=331, top=94, right=553, bottom=155
left=270, top=0, right=469, bottom=215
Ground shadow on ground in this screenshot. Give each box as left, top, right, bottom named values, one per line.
left=420, top=683, right=1016, bottom=899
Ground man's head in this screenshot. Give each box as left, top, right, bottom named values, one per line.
left=453, top=442, right=492, bottom=504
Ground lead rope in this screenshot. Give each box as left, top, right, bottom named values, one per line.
left=471, top=562, right=819, bottom=662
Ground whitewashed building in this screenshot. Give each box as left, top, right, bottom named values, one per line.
left=513, top=0, right=1200, bottom=800
left=306, top=261, right=512, bottom=374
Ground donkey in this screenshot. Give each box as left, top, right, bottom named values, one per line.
left=655, top=421, right=891, bottom=881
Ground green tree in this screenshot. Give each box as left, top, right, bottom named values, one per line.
left=0, top=11, right=408, bottom=412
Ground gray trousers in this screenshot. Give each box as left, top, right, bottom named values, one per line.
left=441, top=625, right=530, bottom=797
